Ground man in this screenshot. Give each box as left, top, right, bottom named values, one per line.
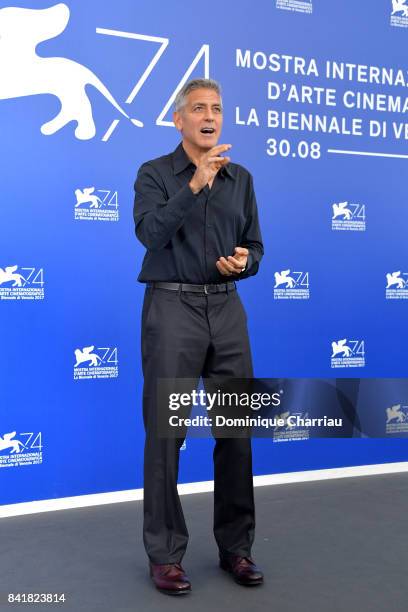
left=133, top=78, right=264, bottom=595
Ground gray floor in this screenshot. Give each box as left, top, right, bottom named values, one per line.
left=1, top=473, right=408, bottom=612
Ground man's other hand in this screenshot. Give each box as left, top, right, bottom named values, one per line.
left=216, top=247, right=248, bottom=276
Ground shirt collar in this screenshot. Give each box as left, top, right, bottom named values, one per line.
left=172, top=142, right=235, bottom=180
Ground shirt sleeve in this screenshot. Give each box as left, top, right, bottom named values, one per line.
left=133, top=162, right=199, bottom=251
left=237, top=172, right=264, bottom=279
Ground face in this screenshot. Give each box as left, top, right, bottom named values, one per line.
left=173, top=88, right=223, bottom=151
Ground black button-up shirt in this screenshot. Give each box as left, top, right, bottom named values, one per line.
left=133, top=142, right=264, bottom=284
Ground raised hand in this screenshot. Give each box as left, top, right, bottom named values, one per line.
left=189, top=144, right=231, bottom=193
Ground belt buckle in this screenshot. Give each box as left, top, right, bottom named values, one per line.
left=204, top=284, right=209, bottom=295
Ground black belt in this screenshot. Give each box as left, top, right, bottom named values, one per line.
left=147, top=281, right=236, bottom=295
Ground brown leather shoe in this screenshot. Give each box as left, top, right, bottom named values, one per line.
left=219, top=554, right=264, bottom=586
left=149, top=562, right=191, bottom=595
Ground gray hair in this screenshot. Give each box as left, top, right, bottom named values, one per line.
left=174, top=78, right=222, bottom=112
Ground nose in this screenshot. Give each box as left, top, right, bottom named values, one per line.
left=204, top=108, right=215, bottom=121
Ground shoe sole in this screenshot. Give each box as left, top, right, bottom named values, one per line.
left=156, top=586, right=191, bottom=595
left=219, top=560, right=263, bottom=586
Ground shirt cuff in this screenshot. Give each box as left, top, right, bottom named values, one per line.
left=241, top=251, right=252, bottom=273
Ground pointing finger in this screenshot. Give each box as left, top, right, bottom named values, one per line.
left=207, top=144, right=232, bottom=156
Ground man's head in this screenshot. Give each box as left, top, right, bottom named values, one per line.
left=173, top=78, right=223, bottom=152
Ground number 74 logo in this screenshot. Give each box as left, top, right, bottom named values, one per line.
left=96, top=28, right=210, bottom=140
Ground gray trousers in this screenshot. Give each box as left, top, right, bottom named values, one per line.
left=141, top=285, right=255, bottom=564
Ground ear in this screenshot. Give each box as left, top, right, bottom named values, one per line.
left=173, top=110, right=182, bottom=131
